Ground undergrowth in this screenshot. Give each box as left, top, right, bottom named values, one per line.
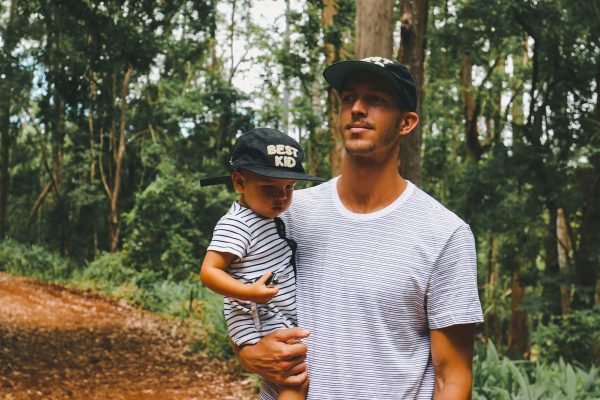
left=1, top=239, right=599, bottom=396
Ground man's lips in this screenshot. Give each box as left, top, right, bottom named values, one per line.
left=345, top=121, right=374, bottom=131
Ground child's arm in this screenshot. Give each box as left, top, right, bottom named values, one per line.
left=200, top=250, right=279, bottom=303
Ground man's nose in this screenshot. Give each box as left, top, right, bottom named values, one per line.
left=351, top=97, right=367, bottom=117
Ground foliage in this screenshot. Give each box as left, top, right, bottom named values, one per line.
left=74, top=251, right=135, bottom=291
left=191, top=286, right=232, bottom=359
left=122, top=161, right=234, bottom=281
left=0, top=239, right=73, bottom=280
left=532, top=307, right=600, bottom=366
left=473, top=341, right=600, bottom=399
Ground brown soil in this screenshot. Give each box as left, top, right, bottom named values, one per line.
left=0, top=272, right=257, bottom=399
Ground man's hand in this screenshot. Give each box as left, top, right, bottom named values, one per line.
left=237, top=327, right=310, bottom=385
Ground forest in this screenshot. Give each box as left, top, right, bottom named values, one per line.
left=0, top=0, right=598, bottom=397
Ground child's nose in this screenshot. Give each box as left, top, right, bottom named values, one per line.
left=273, top=188, right=287, bottom=200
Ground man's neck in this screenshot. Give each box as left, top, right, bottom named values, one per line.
left=337, top=154, right=407, bottom=214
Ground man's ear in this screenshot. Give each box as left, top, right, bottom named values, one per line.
left=231, top=171, right=245, bottom=193
left=399, top=112, right=419, bottom=136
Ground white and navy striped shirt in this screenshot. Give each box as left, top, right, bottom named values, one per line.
left=208, top=202, right=297, bottom=346
left=260, top=177, right=483, bottom=399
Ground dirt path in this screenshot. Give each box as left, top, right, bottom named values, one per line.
left=0, top=272, right=257, bottom=399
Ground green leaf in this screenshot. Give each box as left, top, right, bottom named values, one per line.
left=506, top=359, right=532, bottom=400
left=564, top=363, right=576, bottom=400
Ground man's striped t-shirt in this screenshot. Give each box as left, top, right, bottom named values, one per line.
left=207, top=201, right=297, bottom=346
left=259, top=177, right=483, bottom=399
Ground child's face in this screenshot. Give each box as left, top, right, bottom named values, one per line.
left=232, top=170, right=296, bottom=218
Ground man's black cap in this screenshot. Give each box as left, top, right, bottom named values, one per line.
left=323, top=57, right=417, bottom=112
left=200, top=127, right=325, bottom=187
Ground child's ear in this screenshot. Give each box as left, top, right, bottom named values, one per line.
left=231, top=171, right=245, bottom=193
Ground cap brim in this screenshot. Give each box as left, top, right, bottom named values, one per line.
left=200, top=176, right=230, bottom=187
left=243, top=166, right=325, bottom=182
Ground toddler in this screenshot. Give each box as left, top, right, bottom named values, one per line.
left=200, top=127, right=323, bottom=399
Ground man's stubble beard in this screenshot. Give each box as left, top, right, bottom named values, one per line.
left=340, top=124, right=401, bottom=164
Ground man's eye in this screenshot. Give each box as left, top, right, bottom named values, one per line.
left=341, top=94, right=355, bottom=102
left=286, top=184, right=295, bottom=190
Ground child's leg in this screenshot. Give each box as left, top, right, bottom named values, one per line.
left=278, top=380, right=308, bottom=400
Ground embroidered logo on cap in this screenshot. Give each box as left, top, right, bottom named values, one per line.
left=362, top=56, right=394, bottom=67
left=267, top=144, right=298, bottom=168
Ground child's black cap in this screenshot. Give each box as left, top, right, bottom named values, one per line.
left=201, top=127, right=325, bottom=187
left=323, top=57, right=418, bottom=112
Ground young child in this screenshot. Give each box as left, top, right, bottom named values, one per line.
left=200, top=127, right=323, bottom=399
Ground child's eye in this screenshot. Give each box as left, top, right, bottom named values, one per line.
left=286, top=184, right=295, bottom=190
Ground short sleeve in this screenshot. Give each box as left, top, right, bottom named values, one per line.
left=207, top=215, right=251, bottom=260
left=426, top=223, right=484, bottom=329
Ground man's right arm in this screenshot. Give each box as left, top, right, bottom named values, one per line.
left=234, top=328, right=310, bottom=385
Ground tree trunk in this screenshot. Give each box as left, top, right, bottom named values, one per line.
left=281, top=0, right=291, bottom=134
left=542, top=205, right=562, bottom=320
left=323, top=0, right=344, bottom=176
left=0, top=0, right=16, bottom=240
left=397, top=0, right=428, bottom=186
left=355, top=0, right=393, bottom=59
left=508, top=257, right=528, bottom=358
left=0, top=99, right=10, bottom=240
left=460, top=52, right=482, bottom=162
left=572, top=61, right=600, bottom=309
left=98, top=65, right=133, bottom=253
left=556, top=208, right=572, bottom=314
left=109, top=65, right=133, bottom=252
left=86, top=67, right=99, bottom=258
left=484, top=234, right=500, bottom=341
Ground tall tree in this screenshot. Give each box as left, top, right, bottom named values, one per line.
left=355, top=0, right=393, bottom=59
left=0, top=0, right=33, bottom=238
left=397, top=0, right=429, bottom=186
left=323, top=0, right=354, bottom=176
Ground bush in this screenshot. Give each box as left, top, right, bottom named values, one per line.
left=473, top=341, right=600, bottom=399
left=75, top=251, right=135, bottom=290
left=122, top=166, right=233, bottom=281
left=192, top=286, right=232, bottom=359
left=0, top=239, right=73, bottom=280
left=532, top=307, right=600, bottom=366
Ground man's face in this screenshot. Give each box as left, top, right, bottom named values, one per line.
left=338, top=73, right=406, bottom=159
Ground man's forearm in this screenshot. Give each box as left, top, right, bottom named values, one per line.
left=434, top=373, right=472, bottom=400
left=430, top=324, right=476, bottom=400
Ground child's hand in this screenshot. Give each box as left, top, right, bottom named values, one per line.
left=247, top=272, right=279, bottom=303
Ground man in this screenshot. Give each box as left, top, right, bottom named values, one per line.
left=236, top=57, right=483, bottom=399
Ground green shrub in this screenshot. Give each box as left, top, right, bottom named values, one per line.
left=532, top=307, right=600, bottom=366
left=0, top=239, right=73, bottom=280
left=473, top=341, right=600, bottom=399
left=75, top=251, right=135, bottom=290
left=192, top=286, right=232, bottom=359
left=122, top=166, right=233, bottom=281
